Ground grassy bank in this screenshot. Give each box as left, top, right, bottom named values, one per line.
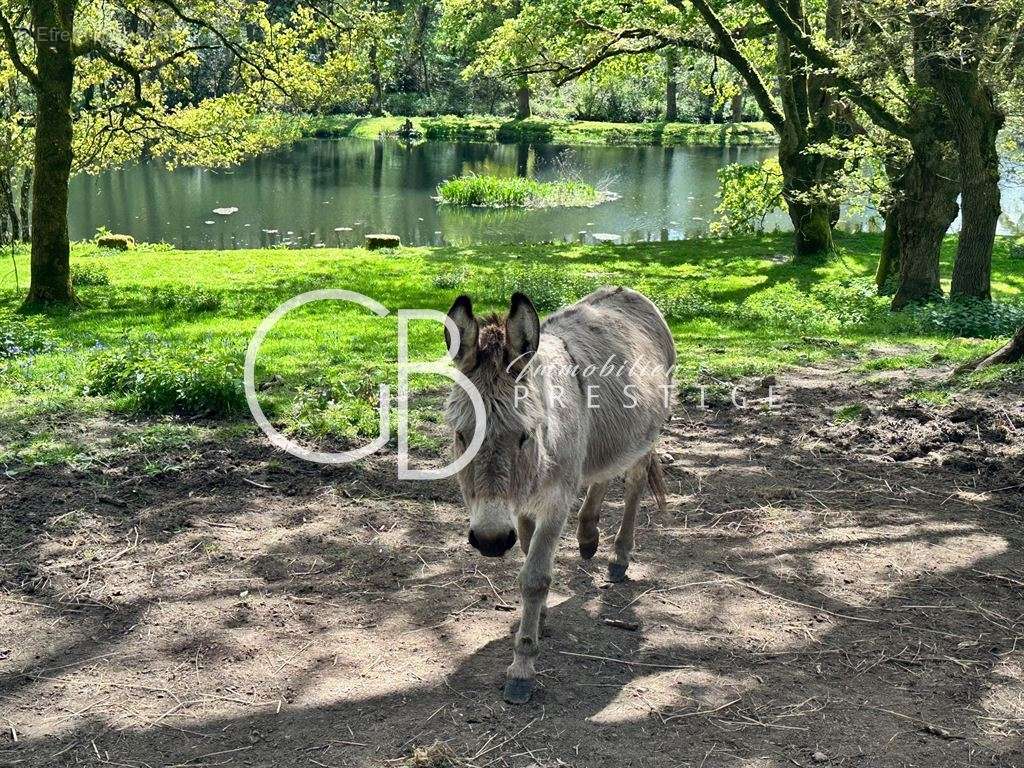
left=2, top=234, right=1022, bottom=469
left=308, top=114, right=778, bottom=147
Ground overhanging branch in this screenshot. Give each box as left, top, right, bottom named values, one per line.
left=0, top=10, right=38, bottom=85
left=756, top=0, right=912, bottom=138
left=669, top=0, right=785, bottom=131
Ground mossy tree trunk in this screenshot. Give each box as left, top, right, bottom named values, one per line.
left=875, top=210, right=900, bottom=294
left=939, top=73, right=1002, bottom=302
left=23, top=0, right=77, bottom=307
left=917, top=2, right=1003, bottom=303
left=775, top=14, right=841, bottom=259
left=888, top=138, right=960, bottom=310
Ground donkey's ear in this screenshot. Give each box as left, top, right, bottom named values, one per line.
left=446, top=294, right=479, bottom=369
left=506, top=292, right=540, bottom=369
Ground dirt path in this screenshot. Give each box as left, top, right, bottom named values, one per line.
left=2, top=364, right=1023, bottom=767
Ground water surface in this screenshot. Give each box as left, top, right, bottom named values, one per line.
left=69, top=137, right=1024, bottom=249
left=68, top=139, right=779, bottom=249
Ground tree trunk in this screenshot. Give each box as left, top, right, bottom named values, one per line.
left=511, top=0, right=530, bottom=119
left=0, top=170, right=19, bottom=243
left=875, top=209, right=900, bottom=294
left=940, top=78, right=1003, bottom=301
left=18, top=168, right=31, bottom=242
left=777, top=127, right=835, bottom=257
left=969, top=324, right=1024, bottom=369
left=665, top=48, right=678, bottom=122
left=889, top=142, right=960, bottom=310
left=515, top=75, right=531, bottom=120
left=24, top=0, right=77, bottom=307
left=369, top=42, right=384, bottom=117
left=774, top=15, right=839, bottom=259
left=729, top=92, right=743, bottom=123
left=913, top=2, right=1003, bottom=303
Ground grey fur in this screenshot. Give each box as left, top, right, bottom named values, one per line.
left=445, top=287, right=675, bottom=703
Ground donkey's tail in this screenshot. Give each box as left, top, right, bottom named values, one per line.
left=647, top=451, right=668, bottom=514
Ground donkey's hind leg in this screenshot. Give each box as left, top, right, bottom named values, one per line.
left=576, top=481, right=609, bottom=560
left=517, top=515, right=536, bottom=555
left=608, top=455, right=657, bottom=583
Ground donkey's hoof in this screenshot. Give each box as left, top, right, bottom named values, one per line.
left=503, top=677, right=535, bottom=705
left=607, top=562, right=629, bottom=583
left=579, top=537, right=599, bottom=560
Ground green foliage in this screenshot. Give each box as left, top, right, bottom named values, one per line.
left=71, top=264, right=110, bottom=287
left=913, top=298, right=1024, bottom=339
left=431, top=267, right=472, bottom=290
left=85, top=339, right=244, bottom=416
left=436, top=174, right=604, bottom=208
left=486, top=263, right=602, bottom=311
left=0, top=310, right=57, bottom=358
left=711, top=158, right=784, bottom=236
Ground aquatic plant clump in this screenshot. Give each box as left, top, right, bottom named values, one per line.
left=436, top=174, right=614, bottom=209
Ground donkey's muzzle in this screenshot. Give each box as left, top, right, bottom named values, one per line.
left=469, top=527, right=517, bottom=558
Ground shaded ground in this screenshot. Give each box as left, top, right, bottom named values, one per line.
left=2, top=362, right=1023, bottom=767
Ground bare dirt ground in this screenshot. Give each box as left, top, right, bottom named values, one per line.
left=2, top=362, right=1023, bottom=768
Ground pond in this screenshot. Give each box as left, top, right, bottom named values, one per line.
left=68, top=138, right=779, bottom=249
left=68, top=137, right=1024, bottom=249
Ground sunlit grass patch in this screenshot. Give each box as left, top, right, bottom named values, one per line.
left=436, top=174, right=611, bottom=209
left=1, top=233, right=1022, bottom=470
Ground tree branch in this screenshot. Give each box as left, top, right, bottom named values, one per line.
left=0, top=10, right=38, bottom=85
left=148, top=0, right=290, bottom=97
left=669, top=0, right=785, bottom=131
left=756, top=0, right=912, bottom=138
left=74, top=39, right=146, bottom=103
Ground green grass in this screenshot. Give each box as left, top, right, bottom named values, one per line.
left=436, top=174, right=607, bottom=208
left=307, top=114, right=779, bottom=147
left=1, top=233, right=1021, bottom=469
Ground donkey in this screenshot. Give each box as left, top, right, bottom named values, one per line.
left=444, top=287, right=675, bottom=704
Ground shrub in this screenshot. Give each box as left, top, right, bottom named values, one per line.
left=85, top=338, right=244, bottom=416
left=0, top=310, right=57, bottom=358
left=914, top=298, right=1024, bottom=339
left=436, top=174, right=606, bottom=209
left=149, top=286, right=223, bottom=313
left=71, top=263, right=110, bottom=286
left=711, top=158, right=784, bottom=236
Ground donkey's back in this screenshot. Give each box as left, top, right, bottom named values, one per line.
left=543, top=286, right=675, bottom=483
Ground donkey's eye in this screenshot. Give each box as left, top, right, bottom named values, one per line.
left=518, top=432, right=530, bottom=448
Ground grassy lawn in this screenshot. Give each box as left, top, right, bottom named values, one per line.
left=1, top=234, right=1022, bottom=469
left=308, top=114, right=779, bottom=147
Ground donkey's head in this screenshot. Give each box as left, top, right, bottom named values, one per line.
left=444, top=293, right=543, bottom=558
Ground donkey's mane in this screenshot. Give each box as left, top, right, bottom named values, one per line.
left=475, top=313, right=507, bottom=372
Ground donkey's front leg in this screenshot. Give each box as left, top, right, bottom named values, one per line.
left=505, top=498, right=568, bottom=704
